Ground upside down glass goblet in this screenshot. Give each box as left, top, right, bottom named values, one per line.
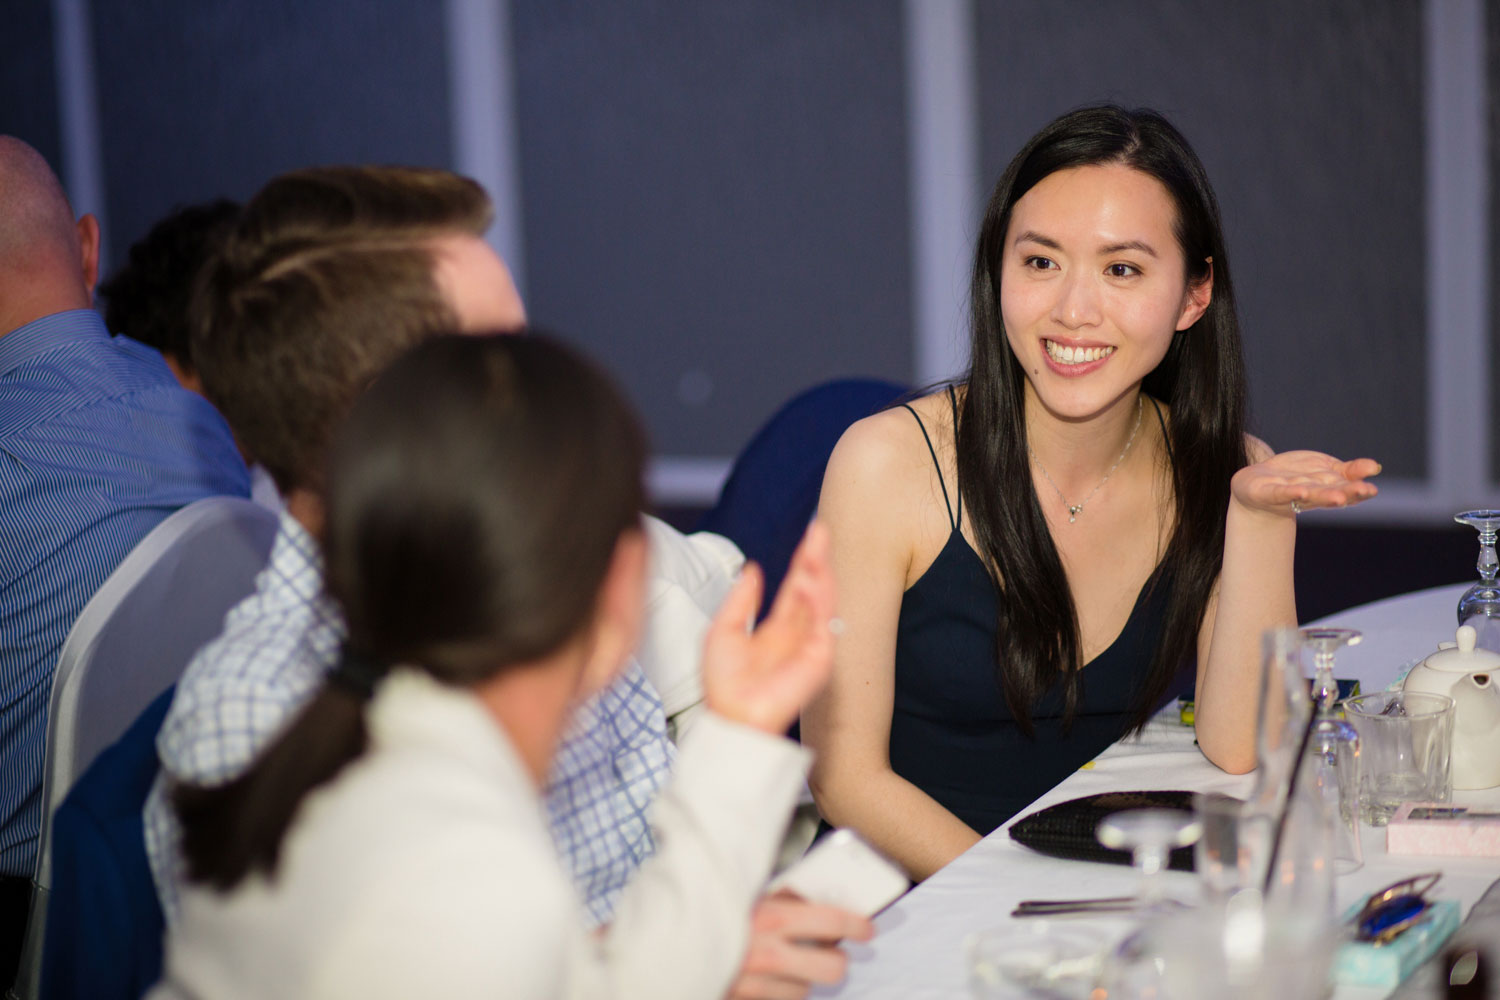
left=1096, top=808, right=1202, bottom=912
left=1299, top=627, right=1363, bottom=873
left=1094, top=809, right=1203, bottom=998
left=1454, top=510, right=1500, bottom=651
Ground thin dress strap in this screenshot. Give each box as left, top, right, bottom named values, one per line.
left=902, top=399, right=958, bottom=532
left=1147, top=396, right=1174, bottom=467
left=947, top=386, right=962, bottom=529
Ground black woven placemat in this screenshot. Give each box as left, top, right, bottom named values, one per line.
left=1008, top=790, right=1199, bottom=872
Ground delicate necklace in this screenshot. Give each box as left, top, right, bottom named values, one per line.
left=1028, top=396, right=1143, bottom=523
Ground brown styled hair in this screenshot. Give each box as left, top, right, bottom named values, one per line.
left=189, top=165, right=493, bottom=493
left=175, top=332, right=647, bottom=889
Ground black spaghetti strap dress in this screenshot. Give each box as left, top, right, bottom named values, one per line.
left=889, top=389, right=1177, bottom=834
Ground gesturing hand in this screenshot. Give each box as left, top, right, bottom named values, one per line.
left=702, top=521, right=838, bottom=736
left=1231, top=450, right=1381, bottom=516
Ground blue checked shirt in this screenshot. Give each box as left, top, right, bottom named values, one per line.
left=146, top=513, right=675, bottom=926
left=0, top=309, right=248, bottom=877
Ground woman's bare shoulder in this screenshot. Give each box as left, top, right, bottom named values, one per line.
left=826, top=390, right=955, bottom=488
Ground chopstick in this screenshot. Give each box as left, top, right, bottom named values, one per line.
left=1011, top=896, right=1152, bottom=917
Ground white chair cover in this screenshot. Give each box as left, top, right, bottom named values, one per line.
left=10, top=496, right=277, bottom=1000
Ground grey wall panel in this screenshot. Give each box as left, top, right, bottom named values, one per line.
left=1489, top=0, right=1500, bottom=483
left=974, top=0, right=1426, bottom=477
left=512, top=1, right=912, bottom=456
left=0, top=0, right=62, bottom=179
left=90, top=0, right=452, bottom=265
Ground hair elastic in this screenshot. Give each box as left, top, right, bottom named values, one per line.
left=328, top=646, right=388, bottom=701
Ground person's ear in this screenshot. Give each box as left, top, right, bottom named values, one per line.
left=576, top=526, right=648, bottom=698
left=76, top=214, right=101, bottom=297
left=1175, top=257, right=1213, bottom=331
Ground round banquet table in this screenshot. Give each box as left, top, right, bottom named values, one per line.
left=814, top=582, right=1500, bottom=999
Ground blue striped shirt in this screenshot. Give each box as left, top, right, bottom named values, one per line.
left=0, top=309, right=249, bottom=876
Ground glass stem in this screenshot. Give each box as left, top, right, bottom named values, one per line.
left=1135, top=844, right=1167, bottom=909
left=1480, top=526, right=1498, bottom=584
left=1313, top=657, right=1337, bottom=715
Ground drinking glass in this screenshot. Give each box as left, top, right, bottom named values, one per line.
left=1454, top=510, right=1500, bottom=650
left=1092, top=809, right=1204, bottom=997
left=1097, top=893, right=1341, bottom=1000
left=1246, top=629, right=1336, bottom=919
left=1344, top=691, right=1456, bottom=826
left=1299, top=627, right=1363, bottom=873
left=965, top=923, right=1109, bottom=999
left=1195, top=792, right=1251, bottom=902
left=1096, top=808, right=1202, bottom=911
left=1240, top=629, right=1312, bottom=890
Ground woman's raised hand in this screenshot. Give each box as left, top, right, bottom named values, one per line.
left=702, top=521, right=838, bottom=736
left=1231, top=450, right=1381, bottom=516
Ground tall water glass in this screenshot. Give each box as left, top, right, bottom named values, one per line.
left=1344, top=692, right=1456, bottom=826
left=1239, top=630, right=1311, bottom=889
left=1245, top=629, right=1337, bottom=919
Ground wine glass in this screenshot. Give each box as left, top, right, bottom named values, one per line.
left=1093, top=809, right=1202, bottom=998
left=1096, top=809, right=1202, bottom=911
left=1299, top=627, right=1363, bottom=873
left=1454, top=510, right=1500, bottom=650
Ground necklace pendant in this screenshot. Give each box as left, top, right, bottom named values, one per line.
left=1068, top=505, right=1081, bottom=522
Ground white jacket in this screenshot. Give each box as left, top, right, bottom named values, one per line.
left=151, top=669, right=808, bottom=1000
left=640, top=517, right=744, bottom=736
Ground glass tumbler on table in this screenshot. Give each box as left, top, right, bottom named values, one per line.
left=965, top=923, right=1110, bottom=1000
left=1243, top=629, right=1339, bottom=918
left=1097, top=894, right=1342, bottom=1000
left=1344, top=691, right=1456, bottom=826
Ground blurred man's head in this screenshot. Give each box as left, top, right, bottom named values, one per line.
left=0, top=136, right=100, bottom=335
left=190, top=165, right=524, bottom=500
left=100, top=198, right=242, bottom=392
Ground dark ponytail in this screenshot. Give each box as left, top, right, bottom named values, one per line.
left=174, top=650, right=379, bottom=889
left=174, top=332, right=646, bottom=889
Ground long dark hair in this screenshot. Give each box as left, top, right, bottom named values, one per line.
left=959, top=105, right=1249, bottom=735
left=175, top=332, right=647, bottom=889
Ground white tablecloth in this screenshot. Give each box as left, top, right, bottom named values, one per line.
left=817, top=583, right=1500, bottom=999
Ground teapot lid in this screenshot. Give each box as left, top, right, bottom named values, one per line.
left=1424, top=625, right=1500, bottom=672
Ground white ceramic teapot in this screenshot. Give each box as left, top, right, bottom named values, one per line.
left=1402, top=625, right=1500, bottom=789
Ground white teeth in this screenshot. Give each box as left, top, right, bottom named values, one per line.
left=1045, top=341, right=1114, bottom=365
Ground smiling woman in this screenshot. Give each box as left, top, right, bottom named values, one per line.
left=1003, top=164, right=1209, bottom=419
left=801, top=105, right=1382, bottom=881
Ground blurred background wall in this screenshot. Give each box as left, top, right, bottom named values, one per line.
left=2, top=0, right=1496, bottom=614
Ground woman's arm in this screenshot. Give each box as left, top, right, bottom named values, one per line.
left=801, top=413, right=982, bottom=880
left=1193, top=440, right=1381, bottom=772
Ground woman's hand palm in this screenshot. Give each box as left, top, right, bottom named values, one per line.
left=1232, top=451, right=1380, bottom=514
